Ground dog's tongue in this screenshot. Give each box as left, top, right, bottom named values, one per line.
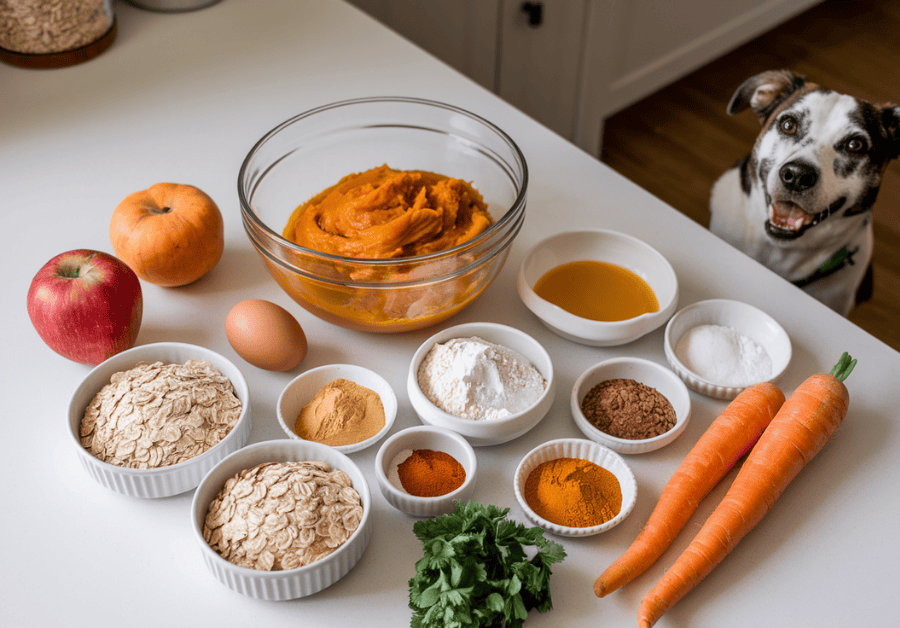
left=770, top=201, right=813, bottom=231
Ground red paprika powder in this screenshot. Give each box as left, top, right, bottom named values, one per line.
left=397, top=449, right=466, bottom=497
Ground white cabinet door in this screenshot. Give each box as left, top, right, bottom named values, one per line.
left=575, top=0, right=824, bottom=154
left=347, top=0, right=825, bottom=156
left=496, top=0, right=588, bottom=141
left=346, top=0, right=500, bottom=91
left=349, top=0, right=588, bottom=142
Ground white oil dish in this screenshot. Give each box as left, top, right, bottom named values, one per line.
left=517, top=229, right=678, bottom=346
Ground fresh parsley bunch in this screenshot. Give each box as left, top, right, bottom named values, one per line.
left=408, top=501, right=566, bottom=628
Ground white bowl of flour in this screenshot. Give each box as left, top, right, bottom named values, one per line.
left=407, top=322, right=555, bottom=446
left=664, top=299, right=792, bottom=400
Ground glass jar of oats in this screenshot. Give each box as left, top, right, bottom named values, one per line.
left=0, top=0, right=116, bottom=68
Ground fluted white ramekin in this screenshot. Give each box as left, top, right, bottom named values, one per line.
left=190, top=439, right=372, bottom=600
left=514, top=438, right=637, bottom=537
left=67, top=342, right=252, bottom=498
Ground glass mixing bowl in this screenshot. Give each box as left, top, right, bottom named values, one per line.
left=238, top=97, right=527, bottom=333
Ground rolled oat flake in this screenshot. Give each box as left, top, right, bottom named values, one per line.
left=80, top=360, right=242, bottom=469
left=580, top=378, right=676, bottom=440
left=203, top=460, right=364, bottom=571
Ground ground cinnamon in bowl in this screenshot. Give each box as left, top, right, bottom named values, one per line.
left=524, top=457, right=622, bottom=528
left=389, top=449, right=466, bottom=497
left=295, top=378, right=385, bottom=447
left=580, top=378, right=676, bottom=440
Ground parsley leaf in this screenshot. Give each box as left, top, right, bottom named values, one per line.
left=408, top=501, right=566, bottom=628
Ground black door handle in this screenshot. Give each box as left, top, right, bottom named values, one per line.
left=521, top=2, right=543, bottom=27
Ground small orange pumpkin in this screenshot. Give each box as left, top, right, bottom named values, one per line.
left=110, top=183, right=224, bottom=287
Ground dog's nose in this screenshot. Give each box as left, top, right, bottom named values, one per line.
left=779, top=161, right=818, bottom=192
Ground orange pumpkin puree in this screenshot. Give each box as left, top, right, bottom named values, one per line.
left=282, top=164, right=494, bottom=259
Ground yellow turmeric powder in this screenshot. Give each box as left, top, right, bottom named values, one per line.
left=524, top=457, right=622, bottom=528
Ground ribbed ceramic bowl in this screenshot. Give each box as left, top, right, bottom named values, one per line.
left=375, top=426, right=477, bottom=517
left=517, top=229, right=678, bottom=346
left=239, top=97, right=527, bottom=333
left=513, top=438, right=637, bottom=537
left=190, top=439, right=372, bottom=600
left=276, top=364, right=397, bottom=454
left=571, top=357, right=691, bottom=454
left=664, top=299, right=792, bottom=400
left=67, top=342, right=252, bottom=498
left=407, top=322, right=555, bottom=446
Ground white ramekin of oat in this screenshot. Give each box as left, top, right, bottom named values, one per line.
left=190, top=439, right=373, bottom=600
left=67, top=342, right=252, bottom=498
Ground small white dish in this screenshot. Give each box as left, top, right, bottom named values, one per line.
left=190, top=439, right=372, bottom=600
left=571, top=358, right=691, bottom=454
left=374, top=426, right=477, bottom=517
left=664, top=299, right=792, bottom=400
left=517, top=229, right=679, bottom=346
left=277, top=364, right=397, bottom=454
left=513, top=438, right=637, bottom=537
left=67, top=342, right=252, bottom=499
left=407, top=322, right=555, bottom=446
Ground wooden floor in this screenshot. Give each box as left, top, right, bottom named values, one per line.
left=600, top=0, right=900, bottom=352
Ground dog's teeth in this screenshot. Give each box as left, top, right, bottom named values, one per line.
left=770, top=202, right=812, bottom=231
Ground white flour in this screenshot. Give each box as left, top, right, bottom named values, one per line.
left=674, top=324, right=772, bottom=387
left=416, top=336, right=546, bottom=421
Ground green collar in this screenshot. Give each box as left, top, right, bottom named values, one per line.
left=820, top=246, right=854, bottom=273
left=793, top=246, right=858, bottom=289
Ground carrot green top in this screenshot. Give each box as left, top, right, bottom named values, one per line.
left=830, top=353, right=856, bottom=382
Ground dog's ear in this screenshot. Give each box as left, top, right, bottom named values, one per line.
left=881, top=104, right=900, bottom=161
left=727, top=70, right=806, bottom=121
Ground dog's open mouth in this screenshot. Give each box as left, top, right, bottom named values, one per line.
left=766, top=200, right=814, bottom=239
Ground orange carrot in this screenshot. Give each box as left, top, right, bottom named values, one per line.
left=594, top=382, right=784, bottom=598
left=637, top=353, right=856, bottom=628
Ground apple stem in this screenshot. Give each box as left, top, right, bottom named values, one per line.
left=152, top=206, right=173, bottom=215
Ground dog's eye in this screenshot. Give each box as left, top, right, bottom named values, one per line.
left=778, top=116, right=798, bottom=135
left=845, top=137, right=867, bottom=154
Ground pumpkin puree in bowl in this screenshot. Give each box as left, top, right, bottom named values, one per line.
left=273, top=164, right=506, bottom=332
left=283, top=165, right=494, bottom=259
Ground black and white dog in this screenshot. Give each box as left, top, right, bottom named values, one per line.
left=710, top=70, right=900, bottom=315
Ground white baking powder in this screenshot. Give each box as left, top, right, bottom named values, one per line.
left=674, top=324, right=772, bottom=387
left=416, top=336, right=546, bottom=421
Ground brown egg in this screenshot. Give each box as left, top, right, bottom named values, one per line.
left=225, top=299, right=308, bottom=371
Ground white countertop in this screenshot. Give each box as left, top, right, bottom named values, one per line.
left=4, top=1, right=899, bottom=626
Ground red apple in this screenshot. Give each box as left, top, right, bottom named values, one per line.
left=27, top=249, right=143, bottom=365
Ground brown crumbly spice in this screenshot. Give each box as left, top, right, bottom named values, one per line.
left=580, top=378, right=676, bottom=440
left=80, top=360, right=242, bottom=469
left=202, top=461, right=363, bottom=571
